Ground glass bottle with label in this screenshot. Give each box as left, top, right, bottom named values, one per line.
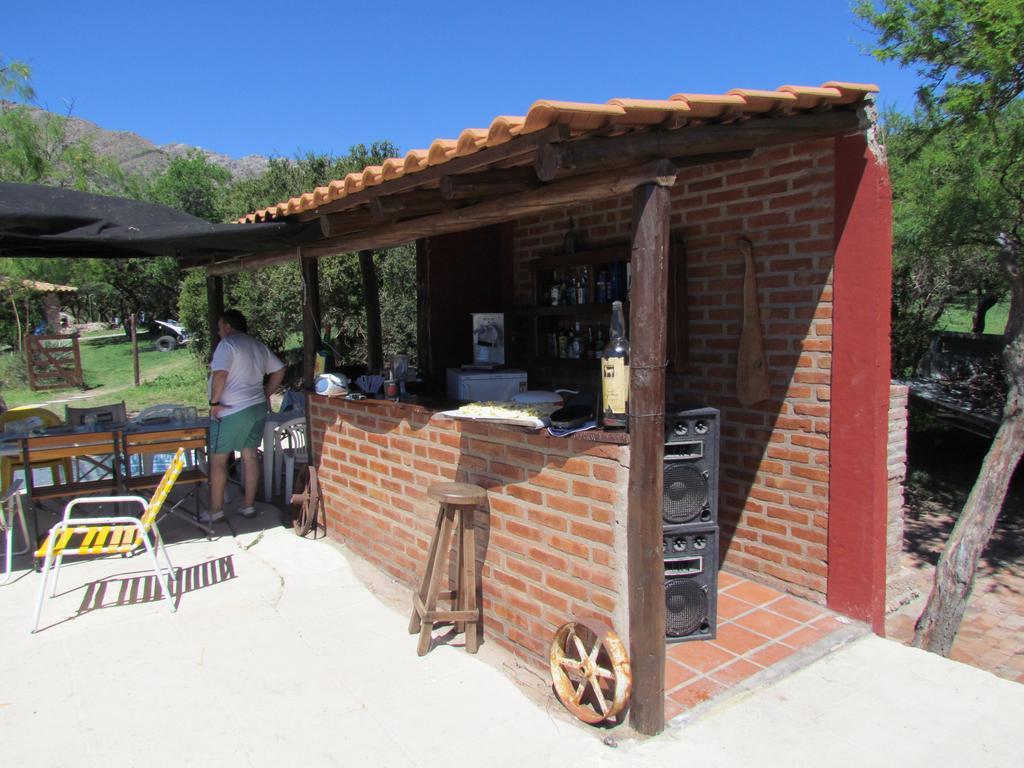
left=570, top=321, right=583, bottom=359
left=600, top=301, right=629, bottom=429
left=557, top=323, right=569, bottom=359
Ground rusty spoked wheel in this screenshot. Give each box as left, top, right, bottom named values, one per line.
left=290, top=465, right=321, bottom=537
left=550, top=620, right=631, bottom=724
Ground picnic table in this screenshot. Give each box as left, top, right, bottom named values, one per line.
left=1, top=417, right=210, bottom=543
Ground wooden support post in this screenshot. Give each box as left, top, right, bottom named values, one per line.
left=301, top=253, right=321, bottom=392
left=358, top=250, right=384, bottom=372
left=206, top=272, right=224, bottom=360
left=130, top=313, right=140, bottom=387
left=626, top=179, right=674, bottom=736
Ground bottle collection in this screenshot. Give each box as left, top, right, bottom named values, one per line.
left=545, top=321, right=607, bottom=361
left=547, top=263, right=628, bottom=306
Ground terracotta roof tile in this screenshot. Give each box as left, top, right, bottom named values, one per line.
left=240, top=81, right=878, bottom=222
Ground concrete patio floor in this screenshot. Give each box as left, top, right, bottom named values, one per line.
left=1, top=503, right=1021, bottom=768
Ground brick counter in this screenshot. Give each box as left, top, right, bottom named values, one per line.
left=309, top=394, right=631, bottom=666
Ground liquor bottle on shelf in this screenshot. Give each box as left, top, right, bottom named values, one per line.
left=557, top=323, right=569, bottom=359
left=570, top=322, right=583, bottom=359
left=596, top=270, right=607, bottom=304
left=585, top=325, right=596, bottom=359
left=549, top=270, right=561, bottom=306
left=595, top=325, right=606, bottom=359
left=546, top=330, right=558, bottom=358
left=577, top=268, right=588, bottom=305
left=600, top=301, right=629, bottom=429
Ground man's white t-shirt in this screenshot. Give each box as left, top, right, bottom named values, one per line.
left=209, top=333, right=285, bottom=418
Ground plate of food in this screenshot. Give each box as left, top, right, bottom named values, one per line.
left=441, top=401, right=558, bottom=429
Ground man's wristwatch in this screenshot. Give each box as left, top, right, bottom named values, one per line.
left=209, top=401, right=221, bottom=406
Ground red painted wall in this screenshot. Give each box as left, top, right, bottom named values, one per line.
left=827, top=133, right=893, bottom=632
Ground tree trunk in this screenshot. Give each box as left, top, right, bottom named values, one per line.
left=8, top=289, right=21, bottom=351
left=971, top=289, right=999, bottom=333
left=914, top=235, right=1024, bottom=655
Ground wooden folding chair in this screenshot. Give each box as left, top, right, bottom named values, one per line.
left=31, top=448, right=186, bottom=633
left=22, top=431, right=122, bottom=541
left=65, top=403, right=127, bottom=482
left=122, top=426, right=209, bottom=534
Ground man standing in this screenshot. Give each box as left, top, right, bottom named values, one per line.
left=204, top=309, right=285, bottom=523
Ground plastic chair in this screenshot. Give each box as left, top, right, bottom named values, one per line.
left=273, top=418, right=308, bottom=504
left=0, top=408, right=70, bottom=493
left=31, top=448, right=186, bottom=633
left=1, top=480, right=29, bottom=586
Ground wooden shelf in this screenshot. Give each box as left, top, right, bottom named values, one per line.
left=523, top=356, right=601, bottom=369
left=529, top=244, right=630, bottom=271
left=522, top=302, right=628, bottom=317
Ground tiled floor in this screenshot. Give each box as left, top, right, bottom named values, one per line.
left=664, top=571, right=849, bottom=720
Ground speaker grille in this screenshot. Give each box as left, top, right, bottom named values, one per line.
left=663, top=462, right=708, bottom=524
left=665, top=578, right=708, bottom=637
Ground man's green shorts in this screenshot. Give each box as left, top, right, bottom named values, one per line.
left=210, top=402, right=267, bottom=455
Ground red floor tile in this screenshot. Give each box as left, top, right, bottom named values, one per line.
left=668, top=678, right=725, bottom=709
left=749, top=642, right=797, bottom=667
left=727, top=579, right=783, bottom=606
left=667, top=639, right=735, bottom=673
left=717, top=593, right=757, bottom=621
left=764, top=594, right=826, bottom=623
left=664, top=659, right=698, bottom=691
left=710, top=622, right=771, bottom=656
left=710, top=658, right=763, bottom=686
left=717, top=570, right=743, bottom=589
left=732, top=609, right=802, bottom=639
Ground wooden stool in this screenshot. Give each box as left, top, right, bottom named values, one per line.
left=408, top=482, right=487, bottom=656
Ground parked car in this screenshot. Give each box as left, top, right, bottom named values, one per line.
left=152, top=319, right=189, bottom=352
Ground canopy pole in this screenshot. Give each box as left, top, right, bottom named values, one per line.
left=627, top=176, right=674, bottom=736
left=301, top=252, right=321, bottom=392
left=206, top=273, right=224, bottom=360
left=359, top=249, right=383, bottom=372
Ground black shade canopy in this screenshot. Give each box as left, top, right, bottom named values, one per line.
left=0, top=183, right=320, bottom=267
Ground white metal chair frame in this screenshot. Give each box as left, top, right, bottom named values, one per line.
left=1, top=480, right=29, bottom=586
left=273, top=418, right=308, bottom=504
left=32, top=495, right=176, bottom=633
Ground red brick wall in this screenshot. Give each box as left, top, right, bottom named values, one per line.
left=512, top=139, right=837, bottom=601
left=310, top=396, right=630, bottom=666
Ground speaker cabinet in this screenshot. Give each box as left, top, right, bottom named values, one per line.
left=664, top=404, right=719, bottom=527
left=664, top=524, right=718, bottom=642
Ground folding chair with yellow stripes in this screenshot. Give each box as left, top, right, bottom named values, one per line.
left=31, top=448, right=186, bottom=634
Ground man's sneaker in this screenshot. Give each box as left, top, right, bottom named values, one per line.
left=199, top=509, right=225, bottom=524
left=238, top=505, right=258, bottom=519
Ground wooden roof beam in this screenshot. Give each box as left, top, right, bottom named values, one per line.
left=206, top=159, right=680, bottom=276
left=439, top=166, right=541, bottom=201
left=535, top=108, right=865, bottom=181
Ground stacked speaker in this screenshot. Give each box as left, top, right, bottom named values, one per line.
left=663, top=404, right=720, bottom=643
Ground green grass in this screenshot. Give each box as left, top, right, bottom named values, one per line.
left=0, top=333, right=207, bottom=415
left=936, top=299, right=1009, bottom=334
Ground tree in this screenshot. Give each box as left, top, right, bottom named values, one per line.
left=178, top=143, right=415, bottom=369
left=148, top=150, right=230, bottom=221
left=857, top=0, right=1024, bottom=655
left=886, top=109, right=1013, bottom=373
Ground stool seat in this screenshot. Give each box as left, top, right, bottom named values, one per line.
left=427, top=482, right=487, bottom=506
left=410, top=482, right=487, bottom=656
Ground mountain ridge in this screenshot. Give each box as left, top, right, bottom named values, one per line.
left=2, top=102, right=270, bottom=180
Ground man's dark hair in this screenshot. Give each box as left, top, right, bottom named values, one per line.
left=220, top=309, right=248, bottom=333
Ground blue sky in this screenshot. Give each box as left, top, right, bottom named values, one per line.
left=4, top=1, right=922, bottom=161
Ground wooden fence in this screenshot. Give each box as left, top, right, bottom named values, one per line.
left=24, top=333, right=84, bottom=391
